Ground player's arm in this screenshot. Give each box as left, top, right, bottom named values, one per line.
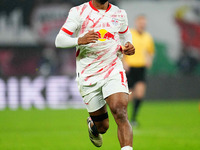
left=119, top=29, right=135, bottom=55
left=55, top=7, right=79, bottom=48
left=119, top=10, right=135, bottom=55
left=55, top=7, right=99, bottom=48
left=55, top=32, right=78, bottom=48
left=55, top=30, right=99, bottom=48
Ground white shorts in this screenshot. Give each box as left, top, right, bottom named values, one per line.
left=80, top=71, right=129, bottom=113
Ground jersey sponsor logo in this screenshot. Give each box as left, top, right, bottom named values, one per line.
left=96, top=29, right=115, bottom=41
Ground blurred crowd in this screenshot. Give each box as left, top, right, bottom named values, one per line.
left=0, top=0, right=76, bottom=77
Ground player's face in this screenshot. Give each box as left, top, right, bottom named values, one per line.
left=135, top=17, right=147, bottom=33
left=96, top=0, right=108, bottom=4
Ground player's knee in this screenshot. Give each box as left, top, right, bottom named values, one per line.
left=111, top=103, right=128, bottom=123
left=115, top=108, right=128, bottom=123
left=97, top=122, right=109, bottom=134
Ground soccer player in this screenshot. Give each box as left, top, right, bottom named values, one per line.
left=55, top=0, right=135, bottom=150
left=123, top=15, right=155, bottom=126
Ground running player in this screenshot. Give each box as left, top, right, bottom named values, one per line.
left=123, top=15, right=155, bottom=126
left=55, top=0, right=135, bottom=150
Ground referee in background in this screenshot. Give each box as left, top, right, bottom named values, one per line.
left=123, top=15, right=155, bottom=126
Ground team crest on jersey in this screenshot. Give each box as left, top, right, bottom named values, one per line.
left=111, top=18, right=119, bottom=26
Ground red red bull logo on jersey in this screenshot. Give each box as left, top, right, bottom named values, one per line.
left=96, top=29, right=115, bottom=41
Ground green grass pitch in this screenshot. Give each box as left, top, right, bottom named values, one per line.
left=0, top=101, right=200, bottom=150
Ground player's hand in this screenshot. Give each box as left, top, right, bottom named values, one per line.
left=78, top=30, right=99, bottom=45
left=122, top=42, right=135, bottom=55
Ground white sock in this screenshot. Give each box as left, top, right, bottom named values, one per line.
left=121, top=146, right=133, bottom=150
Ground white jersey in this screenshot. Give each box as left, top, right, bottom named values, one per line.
left=60, top=1, right=130, bottom=93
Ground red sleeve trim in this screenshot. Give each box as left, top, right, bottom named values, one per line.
left=61, top=27, right=73, bottom=35
left=119, top=26, right=129, bottom=34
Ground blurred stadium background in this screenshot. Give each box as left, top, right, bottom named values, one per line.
left=0, top=0, right=200, bottom=150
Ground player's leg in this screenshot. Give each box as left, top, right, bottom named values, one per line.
left=128, top=88, right=134, bottom=102
left=87, top=105, right=109, bottom=147
left=83, top=88, right=109, bottom=147
left=89, top=104, right=109, bottom=134
left=106, top=92, right=133, bottom=149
